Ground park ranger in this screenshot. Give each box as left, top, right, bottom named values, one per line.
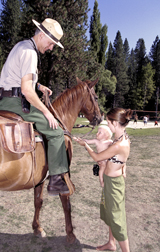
left=0, top=18, right=70, bottom=196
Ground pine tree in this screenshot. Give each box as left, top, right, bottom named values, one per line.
left=89, top=0, right=101, bottom=62
left=123, top=38, right=130, bottom=67
left=105, top=42, right=114, bottom=71
left=149, top=36, right=160, bottom=88
left=20, top=1, right=49, bottom=39
left=98, top=24, right=108, bottom=66
left=19, top=0, right=90, bottom=96
left=45, top=0, right=90, bottom=94
left=136, top=63, right=155, bottom=109
left=89, top=0, right=114, bottom=111
left=89, top=0, right=108, bottom=67
left=148, top=36, right=160, bottom=111
left=98, top=67, right=117, bottom=111
left=0, top=0, right=23, bottom=63
left=132, top=38, right=149, bottom=109
left=125, top=49, right=137, bottom=109
left=135, top=38, right=147, bottom=84
left=149, top=36, right=159, bottom=67
left=112, top=31, right=128, bottom=107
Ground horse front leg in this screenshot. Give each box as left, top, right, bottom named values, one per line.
left=59, top=194, right=76, bottom=244
left=32, top=182, right=46, bottom=237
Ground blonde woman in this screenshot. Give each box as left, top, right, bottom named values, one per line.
left=74, top=108, right=132, bottom=252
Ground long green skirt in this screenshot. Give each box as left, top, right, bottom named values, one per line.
left=100, top=174, right=128, bottom=241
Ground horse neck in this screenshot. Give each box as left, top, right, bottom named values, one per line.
left=51, top=84, right=86, bottom=132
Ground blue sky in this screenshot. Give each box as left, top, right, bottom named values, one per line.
left=0, top=1, right=160, bottom=54
left=87, top=0, right=160, bottom=54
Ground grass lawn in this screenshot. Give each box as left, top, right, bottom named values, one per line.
left=72, top=117, right=160, bottom=136
left=0, top=116, right=159, bottom=252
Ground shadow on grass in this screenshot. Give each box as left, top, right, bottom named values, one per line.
left=0, top=233, right=96, bottom=252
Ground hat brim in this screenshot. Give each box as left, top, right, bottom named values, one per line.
left=32, top=19, right=64, bottom=49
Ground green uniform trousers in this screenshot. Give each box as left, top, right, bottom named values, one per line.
left=0, top=97, right=68, bottom=175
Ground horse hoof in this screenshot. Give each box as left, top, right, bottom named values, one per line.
left=40, top=229, right=47, bottom=238
left=66, top=233, right=76, bottom=244
left=34, top=228, right=46, bottom=238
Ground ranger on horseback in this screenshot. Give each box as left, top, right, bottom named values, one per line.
left=0, top=18, right=70, bottom=196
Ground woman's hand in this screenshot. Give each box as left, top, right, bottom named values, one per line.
left=73, top=137, right=86, bottom=146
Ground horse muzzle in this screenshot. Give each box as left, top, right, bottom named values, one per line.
left=90, top=115, right=102, bottom=126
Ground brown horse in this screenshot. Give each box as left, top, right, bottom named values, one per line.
left=0, top=77, right=101, bottom=243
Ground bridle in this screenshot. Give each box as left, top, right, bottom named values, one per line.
left=43, top=89, right=96, bottom=139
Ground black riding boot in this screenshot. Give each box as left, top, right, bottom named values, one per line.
left=47, top=174, right=69, bottom=196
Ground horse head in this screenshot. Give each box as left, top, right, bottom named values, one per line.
left=76, top=77, right=102, bottom=126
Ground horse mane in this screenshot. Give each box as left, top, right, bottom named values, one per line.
left=52, top=82, right=88, bottom=115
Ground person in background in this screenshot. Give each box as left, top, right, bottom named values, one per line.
left=74, top=108, right=132, bottom=252
left=154, top=120, right=158, bottom=126
left=143, top=115, right=148, bottom=126
left=101, top=112, right=105, bottom=121
left=133, top=113, right=138, bottom=124
left=0, top=18, right=70, bottom=196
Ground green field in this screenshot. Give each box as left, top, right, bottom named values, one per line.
left=72, top=117, right=160, bottom=136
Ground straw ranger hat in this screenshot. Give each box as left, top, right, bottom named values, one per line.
left=32, top=18, right=64, bottom=49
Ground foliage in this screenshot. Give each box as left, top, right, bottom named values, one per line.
left=141, top=63, right=155, bottom=108
left=123, top=38, right=130, bottom=67
left=89, top=0, right=108, bottom=67
left=97, top=67, right=116, bottom=112
left=0, top=0, right=23, bottom=64
left=89, top=0, right=101, bottom=62
left=44, top=0, right=90, bottom=95
left=0, top=0, right=160, bottom=111
left=134, top=38, right=148, bottom=84
left=98, top=24, right=108, bottom=66
left=131, top=39, right=155, bottom=110
left=149, top=36, right=160, bottom=111
left=0, top=45, right=4, bottom=72
left=149, top=35, right=160, bottom=88
left=125, top=49, right=137, bottom=109
left=89, top=0, right=115, bottom=111
left=0, top=0, right=91, bottom=98
left=107, top=31, right=128, bottom=107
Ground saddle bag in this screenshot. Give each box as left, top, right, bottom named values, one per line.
left=0, top=116, right=35, bottom=153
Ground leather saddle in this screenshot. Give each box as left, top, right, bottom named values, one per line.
left=0, top=111, right=75, bottom=196
left=0, top=110, right=35, bottom=153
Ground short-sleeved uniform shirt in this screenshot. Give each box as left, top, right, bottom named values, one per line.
left=0, top=38, right=38, bottom=90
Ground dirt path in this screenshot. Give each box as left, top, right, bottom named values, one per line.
left=96, top=119, right=160, bottom=129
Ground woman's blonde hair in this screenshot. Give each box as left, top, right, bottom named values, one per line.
left=106, top=108, right=133, bottom=127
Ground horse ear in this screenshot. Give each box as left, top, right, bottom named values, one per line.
left=88, top=78, right=99, bottom=89
left=76, top=77, right=82, bottom=85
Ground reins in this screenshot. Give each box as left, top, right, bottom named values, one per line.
left=80, top=126, right=95, bottom=138
left=43, top=90, right=69, bottom=133
left=43, top=90, right=95, bottom=139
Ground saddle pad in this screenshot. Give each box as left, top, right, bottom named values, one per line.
left=0, top=116, right=35, bottom=153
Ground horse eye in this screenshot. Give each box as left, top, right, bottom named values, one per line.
left=95, top=96, right=98, bottom=102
